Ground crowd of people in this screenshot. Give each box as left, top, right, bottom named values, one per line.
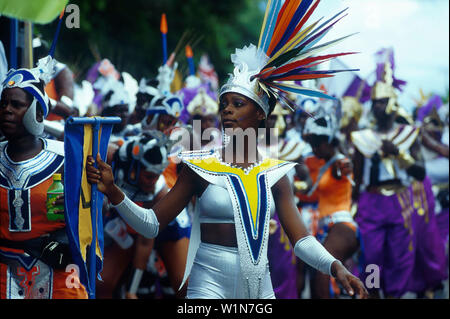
left=0, top=1, right=448, bottom=300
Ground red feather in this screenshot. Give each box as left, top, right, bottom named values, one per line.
left=270, top=52, right=357, bottom=76
left=268, top=73, right=334, bottom=81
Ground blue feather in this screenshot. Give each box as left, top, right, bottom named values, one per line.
left=260, top=0, right=282, bottom=53
left=271, top=83, right=337, bottom=100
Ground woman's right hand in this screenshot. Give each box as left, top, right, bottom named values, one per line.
left=86, top=154, right=117, bottom=198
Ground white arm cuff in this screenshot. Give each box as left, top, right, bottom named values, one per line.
left=112, top=195, right=159, bottom=239
left=294, top=235, right=338, bottom=276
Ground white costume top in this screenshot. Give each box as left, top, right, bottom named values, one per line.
left=178, top=149, right=296, bottom=298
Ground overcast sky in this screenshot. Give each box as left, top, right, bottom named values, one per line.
left=306, top=0, right=449, bottom=108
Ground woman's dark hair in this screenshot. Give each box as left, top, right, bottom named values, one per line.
left=267, top=94, right=277, bottom=115
left=259, top=94, right=278, bottom=129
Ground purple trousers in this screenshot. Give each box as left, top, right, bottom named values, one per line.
left=356, top=178, right=448, bottom=297
left=408, top=177, right=448, bottom=293
left=356, top=186, right=417, bottom=297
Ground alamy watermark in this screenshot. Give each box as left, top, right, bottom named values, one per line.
left=65, top=4, right=80, bottom=29
left=365, top=264, right=380, bottom=289
left=65, top=263, right=81, bottom=288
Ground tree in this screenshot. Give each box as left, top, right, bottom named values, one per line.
left=35, top=0, right=265, bottom=84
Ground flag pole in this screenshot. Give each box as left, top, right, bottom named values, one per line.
left=88, top=118, right=100, bottom=299
left=49, top=9, right=65, bottom=58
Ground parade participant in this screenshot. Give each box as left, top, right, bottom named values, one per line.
left=415, top=95, right=449, bottom=184
left=301, top=111, right=358, bottom=298
left=139, top=65, right=183, bottom=136
left=416, top=97, right=449, bottom=249
left=0, top=56, right=87, bottom=298
left=86, top=1, right=368, bottom=299
left=351, top=52, right=426, bottom=298
left=127, top=78, right=160, bottom=128
left=408, top=94, right=448, bottom=298
left=136, top=62, right=185, bottom=189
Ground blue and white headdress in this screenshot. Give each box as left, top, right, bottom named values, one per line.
left=1, top=55, right=55, bottom=135
left=141, top=67, right=184, bottom=130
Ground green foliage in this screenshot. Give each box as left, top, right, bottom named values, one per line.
left=34, top=0, right=265, bottom=84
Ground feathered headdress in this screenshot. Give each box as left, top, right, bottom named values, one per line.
left=220, top=0, right=358, bottom=116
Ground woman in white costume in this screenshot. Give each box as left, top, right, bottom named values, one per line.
left=86, top=0, right=368, bottom=299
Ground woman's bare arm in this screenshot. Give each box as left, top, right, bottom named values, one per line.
left=272, top=175, right=310, bottom=244
left=86, top=154, right=201, bottom=231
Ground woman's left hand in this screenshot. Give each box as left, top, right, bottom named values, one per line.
left=332, top=158, right=353, bottom=179
left=332, top=261, right=369, bottom=299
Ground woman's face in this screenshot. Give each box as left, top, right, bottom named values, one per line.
left=219, top=92, right=265, bottom=132
left=137, top=170, right=160, bottom=194
left=0, top=88, right=33, bottom=139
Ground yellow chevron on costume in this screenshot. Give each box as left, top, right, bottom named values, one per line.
left=77, top=124, right=103, bottom=262
left=185, top=157, right=285, bottom=236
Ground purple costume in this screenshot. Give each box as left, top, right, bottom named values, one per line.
left=356, top=177, right=448, bottom=297
left=356, top=186, right=416, bottom=297
left=267, top=212, right=299, bottom=299
left=408, top=177, right=448, bottom=293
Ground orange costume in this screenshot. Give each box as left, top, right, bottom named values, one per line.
left=44, top=61, right=70, bottom=122
left=297, top=156, right=324, bottom=236
left=301, top=155, right=357, bottom=241
left=0, top=138, right=87, bottom=299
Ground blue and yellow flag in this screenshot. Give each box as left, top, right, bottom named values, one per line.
left=63, top=117, right=116, bottom=298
